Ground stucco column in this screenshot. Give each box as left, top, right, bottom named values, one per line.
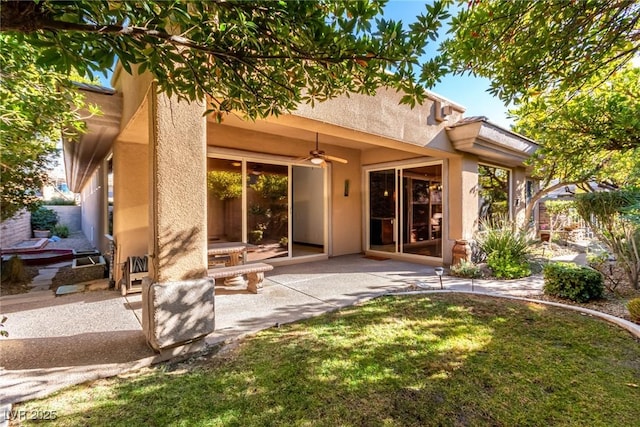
left=148, top=86, right=208, bottom=282
left=512, top=167, right=528, bottom=229
left=446, top=155, right=478, bottom=264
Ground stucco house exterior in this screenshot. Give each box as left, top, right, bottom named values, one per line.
left=65, top=66, right=537, bottom=349
left=67, top=65, right=540, bottom=285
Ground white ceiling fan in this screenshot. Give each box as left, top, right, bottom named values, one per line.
left=298, top=133, right=348, bottom=167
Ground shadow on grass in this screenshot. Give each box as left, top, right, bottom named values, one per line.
left=20, top=294, right=640, bottom=426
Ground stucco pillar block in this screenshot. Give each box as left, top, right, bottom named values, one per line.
left=512, top=167, right=528, bottom=228
left=142, top=278, right=215, bottom=351
left=447, top=156, right=478, bottom=264
left=149, top=87, right=208, bottom=282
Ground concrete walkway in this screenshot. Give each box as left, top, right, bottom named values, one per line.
left=0, top=254, right=635, bottom=409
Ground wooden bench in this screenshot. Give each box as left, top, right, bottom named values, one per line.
left=208, top=262, right=273, bottom=294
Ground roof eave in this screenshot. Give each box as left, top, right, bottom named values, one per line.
left=446, top=118, right=538, bottom=167
left=64, top=89, right=122, bottom=192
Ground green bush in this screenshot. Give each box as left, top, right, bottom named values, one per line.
left=476, top=217, right=531, bottom=261
left=475, top=216, right=533, bottom=279
left=45, top=197, right=76, bottom=206
left=627, top=298, right=640, bottom=323
left=51, top=224, right=70, bottom=238
left=450, top=260, right=483, bottom=279
left=543, top=262, right=604, bottom=302
left=30, top=206, right=58, bottom=231
left=487, top=252, right=531, bottom=279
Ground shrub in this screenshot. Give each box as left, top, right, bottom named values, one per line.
left=543, top=262, right=604, bottom=302
left=450, top=260, right=483, bottom=278
left=207, top=171, right=242, bottom=200
left=30, top=206, right=58, bottom=231
left=249, top=229, right=263, bottom=244
left=487, top=252, right=531, bottom=279
left=475, top=216, right=533, bottom=278
left=587, top=252, right=624, bottom=292
left=45, top=197, right=76, bottom=206
left=1, top=256, right=26, bottom=283
left=476, top=217, right=531, bottom=259
left=575, top=189, right=640, bottom=290
left=627, top=298, right=640, bottom=322
left=51, top=224, right=70, bottom=238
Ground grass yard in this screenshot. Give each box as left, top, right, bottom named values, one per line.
left=16, top=294, right=640, bottom=426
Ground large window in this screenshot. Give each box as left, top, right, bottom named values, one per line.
left=207, top=156, right=325, bottom=262
left=368, top=163, right=443, bottom=259
left=478, top=164, right=510, bottom=223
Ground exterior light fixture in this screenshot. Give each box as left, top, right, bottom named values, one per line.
left=383, top=171, right=389, bottom=197
left=310, top=157, right=324, bottom=165
left=434, top=267, right=444, bottom=289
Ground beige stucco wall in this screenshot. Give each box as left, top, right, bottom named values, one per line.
left=113, top=64, right=154, bottom=134
left=446, top=154, right=479, bottom=263
left=79, top=162, right=109, bottom=253
left=149, top=88, right=208, bottom=282
left=512, top=167, right=528, bottom=227
left=113, top=140, right=149, bottom=283
left=330, top=151, right=362, bottom=256
left=291, top=88, right=464, bottom=152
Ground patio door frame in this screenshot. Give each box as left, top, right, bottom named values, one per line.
left=363, top=158, right=446, bottom=263
left=207, top=146, right=330, bottom=264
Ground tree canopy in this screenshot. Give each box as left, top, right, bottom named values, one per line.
left=442, top=0, right=640, bottom=103
left=0, top=35, right=95, bottom=220
left=511, top=65, right=640, bottom=225
left=0, top=0, right=452, bottom=120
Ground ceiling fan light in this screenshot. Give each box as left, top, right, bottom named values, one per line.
left=310, top=157, right=324, bottom=165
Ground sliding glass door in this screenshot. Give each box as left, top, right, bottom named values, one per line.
left=401, top=165, right=443, bottom=258
left=367, top=163, right=443, bottom=259
left=207, top=156, right=325, bottom=262
left=369, top=169, right=396, bottom=253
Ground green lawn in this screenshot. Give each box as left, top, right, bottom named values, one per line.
left=18, top=294, right=640, bottom=426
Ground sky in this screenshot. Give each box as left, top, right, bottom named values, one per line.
left=383, top=1, right=513, bottom=128
left=99, top=1, right=513, bottom=129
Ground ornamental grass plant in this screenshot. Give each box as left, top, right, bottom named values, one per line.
left=475, top=215, right=533, bottom=279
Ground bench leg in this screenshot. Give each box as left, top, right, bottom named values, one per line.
left=246, top=272, right=264, bottom=294
left=223, top=275, right=247, bottom=286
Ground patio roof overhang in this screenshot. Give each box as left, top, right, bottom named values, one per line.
left=64, top=84, right=122, bottom=192
left=446, top=116, right=538, bottom=167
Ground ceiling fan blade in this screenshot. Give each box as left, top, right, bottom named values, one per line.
left=323, top=154, right=348, bottom=164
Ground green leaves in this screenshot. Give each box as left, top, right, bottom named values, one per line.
left=0, top=35, right=87, bottom=220
left=443, top=0, right=639, bottom=104
left=1, top=0, right=455, bottom=120
left=513, top=64, right=640, bottom=190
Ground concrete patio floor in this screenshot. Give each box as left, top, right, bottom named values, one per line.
left=3, top=252, right=628, bottom=409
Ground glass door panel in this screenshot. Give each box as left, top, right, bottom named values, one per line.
left=401, top=165, right=442, bottom=258
left=369, top=169, right=396, bottom=253
left=207, top=158, right=243, bottom=243
left=291, top=166, right=325, bottom=257
left=246, top=162, right=289, bottom=261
